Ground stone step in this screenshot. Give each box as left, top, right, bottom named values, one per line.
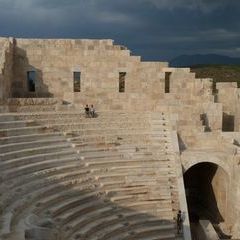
left=6, top=163, right=89, bottom=189
left=0, top=119, right=36, bottom=129
left=0, top=149, right=78, bottom=171
left=93, top=170, right=175, bottom=180
left=34, top=188, right=97, bottom=213
left=70, top=137, right=171, bottom=145
left=65, top=206, right=115, bottom=238
left=0, top=125, right=45, bottom=137
left=0, top=137, right=67, bottom=153
left=62, top=128, right=169, bottom=136
left=2, top=172, right=176, bottom=222
left=76, top=144, right=150, bottom=154
left=67, top=132, right=171, bottom=142
left=19, top=116, right=155, bottom=124
left=118, top=227, right=176, bottom=240
left=2, top=155, right=81, bottom=180
left=106, top=188, right=171, bottom=199
left=2, top=111, right=163, bottom=118
left=0, top=115, right=16, bottom=122
left=75, top=144, right=172, bottom=154
left=85, top=159, right=174, bottom=169
left=0, top=231, right=25, bottom=240
left=0, top=142, right=73, bottom=161
left=34, top=181, right=173, bottom=217
left=79, top=215, right=173, bottom=240
left=91, top=221, right=175, bottom=240
left=34, top=119, right=153, bottom=127
left=6, top=171, right=90, bottom=209
left=0, top=132, right=63, bottom=145
left=1, top=179, right=95, bottom=224
left=7, top=159, right=173, bottom=204
left=69, top=212, right=171, bottom=240
left=45, top=123, right=154, bottom=132
left=41, top=190, right=171, bottom=220
left=81, top=149, right=174, bottom=161
left=110, top=194, right=172, bottom=205
left=99, top=178, right=176, bottom=189
left=66, top=130, right=171, bottom=138
left=50, top=192, right=100, bottom=217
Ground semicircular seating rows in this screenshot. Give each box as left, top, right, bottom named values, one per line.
left=0, top=110, right=182, bottom=240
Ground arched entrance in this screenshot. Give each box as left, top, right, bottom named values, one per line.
left=183, top=162, right=230, bottom=238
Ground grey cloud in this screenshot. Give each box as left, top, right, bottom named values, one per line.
left=144, top=0, right=240, bottom=12
left=0, top=0, right=239, bottom=60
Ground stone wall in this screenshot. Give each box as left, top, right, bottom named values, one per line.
left=216, top=82, right=240, bottom=131
left=155, top=67, right=223, bottom=148
left=12, top=38, right=168, bottom=111
left=0, top=37, right=13, bottom=103
left=7, top=37, right=224, bottom=119
left=220, top=132, right=240, bottom=237
left=230, top=154, right=240, bottom=237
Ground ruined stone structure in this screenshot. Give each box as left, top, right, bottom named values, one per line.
left=0, top=37, right=240, bottom=239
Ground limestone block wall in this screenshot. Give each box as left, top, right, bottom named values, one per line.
left=0, top=37, right=13, bottom=102
left=9, top=37, right=223, bottom=114
left=202, top=102, right=223, bottom=131
left=164, top=68, right=213, bottom=102
left=220, top=132, right=240, bottom=236
left=230, top=154, right=240, bottom=237
left=216, top=83, right=240, bottom=131
left=156, top=67, right=223, bottom=148
left=211, top=166, right=229, bottom=223
left=12, top=38, right=168, bottom=111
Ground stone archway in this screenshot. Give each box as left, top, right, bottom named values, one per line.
left=183, top=162, right=231, bottom=239
left=183, top=157, right=230, bottom=175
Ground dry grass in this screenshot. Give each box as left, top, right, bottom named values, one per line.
left=191, top=65, right=240, bottom=88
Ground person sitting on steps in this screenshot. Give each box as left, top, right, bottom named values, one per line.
left=90, top=104, right=96, bottom=118
left=85, top=104, right=90, bottom=117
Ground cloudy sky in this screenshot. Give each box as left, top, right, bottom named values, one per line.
left=0, top=0, right=239, bottom=61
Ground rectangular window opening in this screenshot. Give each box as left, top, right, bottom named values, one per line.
left=119, top=72, right=126, bottom=93
left=73, top=72, right=81, bottom=92
left=165, top=72, right=171, bottom=93
left=222, top=112, right=235, bottom=132
left=27, top=71, right=36, bottom=92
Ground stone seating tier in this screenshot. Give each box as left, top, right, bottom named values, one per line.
left=0, top=110, right=182, bottom=240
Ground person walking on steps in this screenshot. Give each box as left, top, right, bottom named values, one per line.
left=177, top=210, right=183, bottom=234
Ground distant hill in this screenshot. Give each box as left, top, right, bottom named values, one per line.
left=170, top=54, right=240, bottom=67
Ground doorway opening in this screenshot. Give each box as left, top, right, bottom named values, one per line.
left=27, top=71, right=36, bottom=92
left=184, top=162, right=230, bottom=239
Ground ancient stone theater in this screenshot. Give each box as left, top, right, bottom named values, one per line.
left=0, top=37, right=240, bottom=240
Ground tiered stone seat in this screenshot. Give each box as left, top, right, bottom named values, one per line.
left=0, top=111, right=182, bottom=240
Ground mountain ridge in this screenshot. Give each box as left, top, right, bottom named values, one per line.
left=170, top=54, right=240, bottom=67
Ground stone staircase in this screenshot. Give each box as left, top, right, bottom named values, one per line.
left=0, top=111, right=183, bottom=240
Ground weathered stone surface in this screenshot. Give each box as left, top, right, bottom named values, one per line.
left=1, top=37, right=240, bottom=239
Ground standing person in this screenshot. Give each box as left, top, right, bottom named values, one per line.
left=177, top=210, right=183, bottom=234
left=90, top=104, right=95, bottom=118
left=85, top=104, right=90, bottom=117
